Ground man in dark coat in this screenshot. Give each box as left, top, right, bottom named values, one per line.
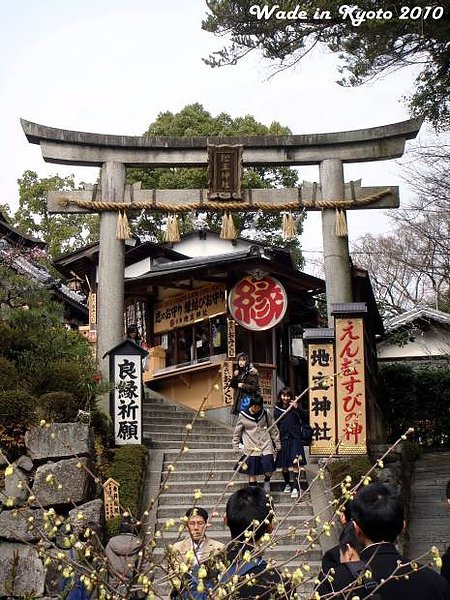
left=317, top=482, right=450, bottom=599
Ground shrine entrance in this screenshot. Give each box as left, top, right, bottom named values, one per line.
left=22, top=117, right=421, bottom=452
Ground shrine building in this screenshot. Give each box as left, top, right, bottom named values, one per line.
left=54, top=230, right=383, bottom=429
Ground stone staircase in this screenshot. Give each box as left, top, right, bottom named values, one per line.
left=142, top=394, right=324, bottom=596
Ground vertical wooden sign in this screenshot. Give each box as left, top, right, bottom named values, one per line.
left=307, top=341, right=336, bottom=456
left=222, top=360, right=234, bottom=408
left=335, top=317, right=367, bottom=454
left=227, top=318, right=236, bottom=358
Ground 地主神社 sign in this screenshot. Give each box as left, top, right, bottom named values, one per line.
left=228, top=275, right=287, bottom=331
left=307, top=339, right=336, bottom=456
left=208, top=144, right=243, bottom=199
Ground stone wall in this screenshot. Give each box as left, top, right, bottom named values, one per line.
left=0, top=423, right=104, bottom=598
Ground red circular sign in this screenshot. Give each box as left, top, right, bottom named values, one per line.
left=228, top=275, right=288, bottom=331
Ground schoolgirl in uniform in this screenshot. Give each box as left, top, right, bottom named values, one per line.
left=274, top=387, right=308, bottom=498
left=232, top=394, right=280, bottom=493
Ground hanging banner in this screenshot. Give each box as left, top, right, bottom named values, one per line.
left=88, top=292, right=97, bottom=325
left=335, top=318, right=367, bottom=454
left=227, top=318, right=236, bottom=358
left=308, top=342, right=336, bottom=456
left=228, top=275, right=287, bottom=331
left=154, top=284, right=226, bottom=334
left=259, top=366, right=275, bottom=407
left=221, top=360, right=234, bottom=407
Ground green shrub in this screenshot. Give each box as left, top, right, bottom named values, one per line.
left=105, top=444, right=147, bottom=540
left=0, top=389, right=37, bottom=459
left=32, top=360, right=94, bottom=399
left=37, top=391, right=79, bottom=422
left=0, top=357, right=19, bottom=390
left=327, top=455, right=375, bottom=499
left=0, top=322, right=13, bottom=353
left=379, top=364, right=450, bottom=447
left=0, top=389, right=37, bottom=426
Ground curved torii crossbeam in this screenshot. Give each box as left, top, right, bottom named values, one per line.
left=21, top=117, right=421, bottom=167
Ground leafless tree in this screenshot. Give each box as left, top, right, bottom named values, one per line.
left=352, top=141, right=450, bottom=316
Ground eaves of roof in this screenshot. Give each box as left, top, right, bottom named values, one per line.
left=385, top=307, right=450, bottom=332
left=54, top=239, right=188, bottom=279
left=126, top=247, right=324, bottom=293
left=0, top=219, right=47, bottom=249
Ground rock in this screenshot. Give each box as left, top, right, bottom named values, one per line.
left=0, top=507, right=47, bottom=543
left=16, top=455, right=34, bottom=472
left=0, top=448, right=8, bottom=467
left=68, top=498, right=104, bottom=543
left=4, top=465, right=30, bottom=507
left=25, top=423, right=92, bottom=461
left=0, top=542, right=45, bottom=596
left=30, top=458, right=92, bottom=508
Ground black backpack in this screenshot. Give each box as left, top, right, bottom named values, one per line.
left=345, top=560, right=381, bottom=599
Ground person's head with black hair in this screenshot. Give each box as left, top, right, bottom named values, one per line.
left=339, top=522, right=362, bottom=563
left=446, top=479, right=450, bottom=505
left=351, top=482, right=404, bottom=546
left=277, top=387, right=294, bottom=408
left=339, top=500, right=353, bottom=526
left=119, top=513, right=140, bottom=535
left=236, top=351, right=250, bottom=371
left=248, top=393, right=264, bottom=416
left=225, top=486, right=273, bottom=543
left=126, top=323, right=141, bottom=342
left=185, top=507, right=209, bottom=543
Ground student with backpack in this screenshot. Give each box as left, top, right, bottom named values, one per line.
left=171, top=487, right=289, bottom=599
left=104, top=514, right=150, bottom=598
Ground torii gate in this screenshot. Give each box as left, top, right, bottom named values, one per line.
left=21, top=118, right=421, bottom=412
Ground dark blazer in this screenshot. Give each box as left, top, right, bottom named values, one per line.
left=442, top=544, right=450, bottom=587
left=320, top=544, right=340, bottom=578
left=317, top=542, right=450, bottom=599
left=224, top=543, right=290, bottom=599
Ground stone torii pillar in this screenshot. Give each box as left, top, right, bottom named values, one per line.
left=21, top=118, right=422, bottom=410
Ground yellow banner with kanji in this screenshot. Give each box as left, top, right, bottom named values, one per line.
left=308, top=342, right=336, bottom=456
left=154, top=285, right=226, bottom=334
left=335, top=318, right=367, bottom=454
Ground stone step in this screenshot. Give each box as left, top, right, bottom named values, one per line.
left=150, top=543, right=323, bottom=564
left=144, top=432, right=232, bottom=443
left=156, top=515, right=313, bottom=534
left=144, top=421, right=229, bottom=432
left=146, top=440, right=232, bottom=449
left=155, top=479, right=308, bottom=494
left=156, top=489, right=312, bottom=507
left=155, top=498, right=314, bottom=518
left=143, top=403, right=200, bottom=415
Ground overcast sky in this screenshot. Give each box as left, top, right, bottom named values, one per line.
left=0, top=1, right=432, bottom=271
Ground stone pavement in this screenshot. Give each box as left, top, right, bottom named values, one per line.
left=407, top=451, right=450, bottom=563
